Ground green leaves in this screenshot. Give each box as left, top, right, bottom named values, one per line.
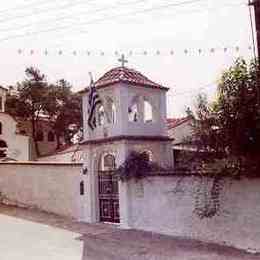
left=5, top=67, right=82, bottom=154
left=192, top=58, right=260, bottom=176
left=117, top=151, right=162, bottom=182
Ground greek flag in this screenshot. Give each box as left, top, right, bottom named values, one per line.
left=88, top=77, right=101, bottom=130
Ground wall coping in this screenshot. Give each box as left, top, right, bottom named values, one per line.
left=80, top=135, right=173, bottom=145
left=140, top=171, right=260, bottom=179
left=0, top=161, right=83, bottom=166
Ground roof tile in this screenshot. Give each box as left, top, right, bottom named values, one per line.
left=167, top=117, right=191, bottom=130
left=94, top=66, right=168, bottom=90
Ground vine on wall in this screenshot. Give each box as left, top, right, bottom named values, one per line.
left=116, top=151, right=162, bottom=182
left=117, top=151, right=233, bottom=219
left=193, top=176, right=223, bottom=219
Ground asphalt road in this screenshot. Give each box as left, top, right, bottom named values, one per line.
left=82, top=229, right=260, bottom=260
left=0, top=213, right=83, bottom=260
left=0, top=205, right=259, bottom=260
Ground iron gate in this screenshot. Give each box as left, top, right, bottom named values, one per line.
left=98, top=170, right=120, bottom=223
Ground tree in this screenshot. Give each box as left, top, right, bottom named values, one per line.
left=191, top=58, right=260, bottom=176
left=6, top=69, right=82, bottom=156
left=45, top=79, right=82, bottom=149
left=6, top=67, right=49, bottom=156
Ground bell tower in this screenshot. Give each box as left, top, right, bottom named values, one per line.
left=79, top=58, right=173, bottom=225
left=82, top=55, right=170, bottom=147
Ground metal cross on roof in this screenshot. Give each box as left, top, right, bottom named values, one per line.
left=118, top=54, right=128, bottom=67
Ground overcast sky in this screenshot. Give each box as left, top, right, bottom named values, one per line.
left=0, top=0, right=256, bottom=117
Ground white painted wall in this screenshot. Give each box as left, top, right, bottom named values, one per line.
left=82, top=83, right=168, bottom=142
left=126, top=176, right=260, bottom=253
left=0, top=113, right=31, bottom=161
left=38, top=146, right=84, bottom=163
left=38, top=152, right=75, bottom=162
left=0, top=162, right=82, bottom=219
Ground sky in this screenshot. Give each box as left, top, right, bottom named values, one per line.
left=0, top=0, right=257, bottom=118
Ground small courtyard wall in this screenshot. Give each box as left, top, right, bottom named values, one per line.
left=126, top=175, right=260, bottom=253
left=0, top=162, right=82, bottom=219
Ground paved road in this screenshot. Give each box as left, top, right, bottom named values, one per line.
left=0, top=213, right=83, bottom=260
left=82, top=229, right=260, bottom=260
left=0, top=205, right=259, bottom=260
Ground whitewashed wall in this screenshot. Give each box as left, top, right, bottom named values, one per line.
left=127, top=176, right=260, bottom=253
left=82, top=83, right=168, bottom=142
left=0, top=162, right=82, bottom=219
left=0, top=113, right=31, bottom=161
left=38, top=148, right=84, bottom=163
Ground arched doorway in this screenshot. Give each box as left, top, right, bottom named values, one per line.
left=0, top=139, right=7, bottom=158
left=98, top=153, right=119, bottom=223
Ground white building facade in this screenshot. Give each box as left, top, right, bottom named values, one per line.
left=0, top=86, right=32, bottom=161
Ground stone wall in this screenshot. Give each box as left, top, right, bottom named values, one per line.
left=127, top=175, right=260, bottom=253
left=0, top=162, right=82, bottom=218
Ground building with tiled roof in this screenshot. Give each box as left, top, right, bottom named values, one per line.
left=80, top=66, right=168, bottom=94
left=167, top=116, right=193, bottom=145
left=167, top=116, right=195, bottom=167
left=167, top=117, right=192, bottom=131
left=94, top=66, right=168, bottom=90
left=0, top=86, right=64, bottom=160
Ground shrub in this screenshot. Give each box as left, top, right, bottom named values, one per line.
left=116, top=151, right=162, bottom=181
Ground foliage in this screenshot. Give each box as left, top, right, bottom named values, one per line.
left=116, top=151, right=162, bottom=182
left=6, top=67, right=49, bottom=156
left=190, top=58, right=260, bottom=177
left=6, top=67, right=82, bottom=154
left=181, top=58, right=260, bottom=218
left=45, top=79, right=82, bottom=148
left=193, top=175, right=223, bottom=219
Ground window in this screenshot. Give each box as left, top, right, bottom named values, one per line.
left=36, top=130, right=44, bottom=141
left=103, top=154, right=116, bottom=170
left=106, top=98, right=116, bottom=124
left=128, top=103, right=138, bottom=122
left=0, top=139, right=7, bottom=158
left=100, top=153, right=116, bottom=171
left=0, top=122, right=2, bottom=135
left=97, top=105, right=105, bottom=126
left=144, top=100, right=153, bottom=123
left=111, top=103, right=116, bottom=124
left=80, top=181, right=84, bottom=195
left=48, top=131, right=55, bottom=142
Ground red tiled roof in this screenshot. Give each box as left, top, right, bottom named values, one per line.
left=167, top=117, right=191, bottom=130
left=0, top=86, right=7, bottom=91
left=93, top=66, right=168, bottom=90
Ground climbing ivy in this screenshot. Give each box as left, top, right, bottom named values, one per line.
left=193, top=176, right=223, bottom=219
left=116, top=151, right=162, bottom=182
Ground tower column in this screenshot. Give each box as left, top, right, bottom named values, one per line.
left=0, top=87, right=7, bottom=112
left=117, top=143, right=131, bottom=228
left=137, top=96, right=145, bottom=122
